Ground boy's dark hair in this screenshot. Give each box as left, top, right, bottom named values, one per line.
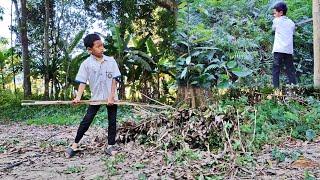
left=83, top=34, right=101, bottom=48
left=273, top=2, right=287, bottom=15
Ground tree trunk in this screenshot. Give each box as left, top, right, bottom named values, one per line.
left=44, top=0, right=50, bottom=99
left=314, top=0, right=320, bottom=87
left=15, top=0, right=31, bottom=98
left=177, top=86, right=209, bottom=108
left=1, top=65, right=4, bottom=89
left=155, top=0, right=177, bottom=12
left=10, top=0, right=17, bottom=94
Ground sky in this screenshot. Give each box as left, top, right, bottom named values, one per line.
left=0, top=0, right=107, bottom=47
left=0, top=0, right=15, bottom=44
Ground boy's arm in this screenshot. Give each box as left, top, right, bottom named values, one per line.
left=108, top=79, right=118, bottom=105
left=108, top=57, right=121, bottom=105
left=73, top=83, right=86, bottom=103
left=272, top=18, right=278, bottom=31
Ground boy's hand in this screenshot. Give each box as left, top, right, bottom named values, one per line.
left=72, top=97, right=81, bottom=104
left=107, top=96, right=115, bottom=105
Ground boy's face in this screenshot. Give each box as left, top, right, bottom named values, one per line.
left=88, top=40, right=104, bottom=58
left=273, top=9, right=283, bottom=18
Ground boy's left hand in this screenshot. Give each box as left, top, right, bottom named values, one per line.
left=107, top=96, right=115, bottom=105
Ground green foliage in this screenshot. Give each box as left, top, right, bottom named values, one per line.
left=63, top=166, right=87, bottom=174
left=92, top=176, right=105, bottom=180
left=173, top=148, right=201, bottom=164
left=271, top=148, right=286, bottom=162
left=235, top=153, right=254, bottom=167
left=0, top=6, right=3, bottom=21
left=175, top=0, right=313, bottom=89
left=102, top=153, right=126, bottom=176
left=0, top=90, right=22, bottom=114
left=1, top=95, right=137, bottom=127
left=138, top=173, right=147, bottom=180
left=132, top=162, right=145, bottom=170
left=304, top=171, right=316, bottom=180
left=305, top=129, right=316, bottom=141
left=0, top=145, right=6, bottom=153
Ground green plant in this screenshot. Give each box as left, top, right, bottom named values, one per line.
left=103, top=153, right=126, bottom=176
left=132, top=162, right=145, bottom=170
left=304, top=170, right=316, bottom=180
left=174, top=0, right=312, bottom=89
left=92, top=176, right=105, bottom=180
left=173, top=148, right=201, bottom=164
left=271, top=148, right=286, bottom=163
left=305, top=129, right=316, bottom=141
left=138, top=173, right=147, bottom=180
left=235, top=153, right=255, bottom=167
left=63, top=166, right=87, bottom=174
left=0, top=145, right=6, bottom=153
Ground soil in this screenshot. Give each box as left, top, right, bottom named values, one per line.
left=0, top=123, right=319, bottom=180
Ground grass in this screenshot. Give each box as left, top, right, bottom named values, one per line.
left=1, top=104, right=138, bottom=127
left=172, top=148, right=201, bottom=165
left=0, top=145, right=6, bottom=153
left=132, top=162, right=145, bottom=170
left=63, top=166, right=87, bottom=174
left=102, top=153, right=126, bottom=176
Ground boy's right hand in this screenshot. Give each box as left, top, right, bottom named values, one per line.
left=72, top=97, right=81, bottom=104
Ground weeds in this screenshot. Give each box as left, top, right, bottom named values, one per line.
left=63, top=166, right=87, bottom=174
left=102, top=153, right=126, bottom=176
left=0, top=145, right=6, bottom=153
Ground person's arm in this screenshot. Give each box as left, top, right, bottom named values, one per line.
left=73, top=83, right=86, bottom=103
left=107, top=79, right=118, bottom=105
left=107, top=58, right=121, bottom=105
left=73, top=61, right=88, bottom=104
left=272, top=18, right=278, bottom=31
left=293, top=22, right=296, bottom=34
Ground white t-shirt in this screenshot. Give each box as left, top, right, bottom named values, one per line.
left=75, top=55, right=121, bottom=102
left=272, top=16, right=295, bottom=55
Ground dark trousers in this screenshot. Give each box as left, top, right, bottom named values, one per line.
left=272, top=52, right=297, bottom=88
left=75, top=104, right=117, bottom=145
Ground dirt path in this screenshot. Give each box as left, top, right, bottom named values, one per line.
left=0, top=123, right=319, bottom=179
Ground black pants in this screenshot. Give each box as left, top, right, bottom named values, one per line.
left=272, top=52, right=297, bottom=88
left=75, top=104, right=117, bottom=145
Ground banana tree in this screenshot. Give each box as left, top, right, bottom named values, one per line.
left=102, top=24, right=174, bottom=101
left=60, top=29, right=88, bottom=99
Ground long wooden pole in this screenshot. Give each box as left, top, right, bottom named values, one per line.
left=21, top=100, right=173, bottom=109
left=313, top=0, right=320, bottom=87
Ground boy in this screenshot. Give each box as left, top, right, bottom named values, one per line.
left=272, top=2, right=297, bottom=88
left=65, top=33, right=121, bottom=158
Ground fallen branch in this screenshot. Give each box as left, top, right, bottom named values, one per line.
left=21, top=100, right=171, bottom=109
left=141, top=93, right=175, bottom=110
left=2, top=161, right=25, bottom=171
left=44, top=130, right=71, bottom=141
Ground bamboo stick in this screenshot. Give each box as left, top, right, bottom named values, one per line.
left=21, top=100, right=171, bottom=109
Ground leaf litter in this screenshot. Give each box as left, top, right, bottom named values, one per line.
left=0, top=107, right=319, bottom=179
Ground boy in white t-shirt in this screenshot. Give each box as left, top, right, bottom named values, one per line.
left=272, top=2, right=297, bottom=88
left=65, top=34, right=121, bottom=158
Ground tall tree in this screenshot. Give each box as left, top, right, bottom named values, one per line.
left=20, top=0, right=31, bottom=97
left=314, top=0, right=320, bottom=87
left=44, top=0, right=50, bottom=99
left=13, top=0, right=31, bottom=97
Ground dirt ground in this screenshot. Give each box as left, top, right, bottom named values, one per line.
left=0, top=123, right=319, bottom=180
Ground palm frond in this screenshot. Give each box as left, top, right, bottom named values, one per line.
left=67, top=29, right=86, bottom=54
